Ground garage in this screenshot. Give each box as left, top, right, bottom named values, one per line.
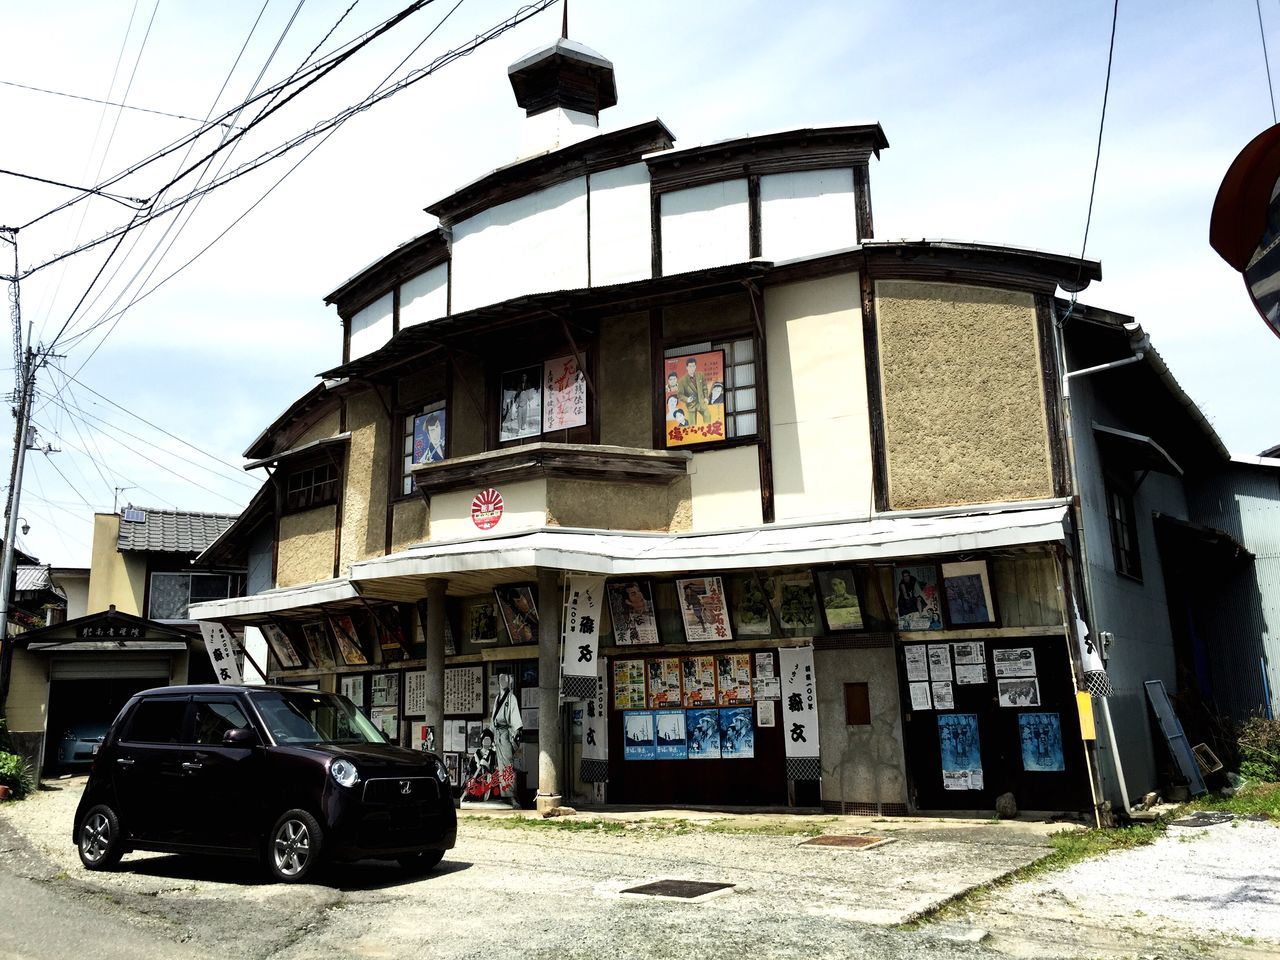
left=43, top=660, right=170, bottom=773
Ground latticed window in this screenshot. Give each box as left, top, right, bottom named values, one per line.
left=1105, top=477, right=1142, bottom=581
left=662, top=337, right=758, bottom=441
left=285, top=462, right=338, bottom=512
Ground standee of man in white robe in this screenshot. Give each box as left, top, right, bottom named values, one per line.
left=490, top=672, right=523, bottom=806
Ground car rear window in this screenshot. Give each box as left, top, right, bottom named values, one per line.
left=123, top=698, right=188, bottom=743
left=192, top=701, right=251, bottom=744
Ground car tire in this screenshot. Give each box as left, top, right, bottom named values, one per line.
left=397, top=849, right=445, bottom=874
left=77, top=804, right=125, bottom=871
left=266, top=809, right=323, bottom=883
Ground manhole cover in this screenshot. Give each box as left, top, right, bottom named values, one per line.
left=620, top=879, right=735, bottom=899
left=1168, top=811, right=1235, bottom=828
left=801, top=834, right=888, bottom=849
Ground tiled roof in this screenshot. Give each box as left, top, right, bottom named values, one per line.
left=15, top=564, right=53, bottom=592
left=116, top=508, right=239, bottom=554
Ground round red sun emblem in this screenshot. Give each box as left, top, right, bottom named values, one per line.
left=471, top=488, right=504, bottom=530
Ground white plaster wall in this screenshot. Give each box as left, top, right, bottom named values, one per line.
left=348, top=292, right=393, bottom=361
left=428, top=479, right=549, bottom=542
left=766, top=273, right=873, bottom=522
left=589, top=163, right=652, bottom=286
left=399, top=262, right=449, bottom=329
left=760, top=169, right=858, bottom=261
left=689, top=445, right=762, bottom=531
left=660, top=179, right=749, bottom=275
left=450, top=177, right=589, bottom=313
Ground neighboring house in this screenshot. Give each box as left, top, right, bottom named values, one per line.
left=3, top=507, right=244, bottom=780
left=50, top=566, right=90, bottom=621
left=13, top=564, right=64, bottom=628
left=190, top=36, right=1273, bottom=818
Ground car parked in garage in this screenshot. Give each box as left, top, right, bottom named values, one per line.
left=57, top=722, right=111, bottom=768
left=73, top=684, right=457, bottom=882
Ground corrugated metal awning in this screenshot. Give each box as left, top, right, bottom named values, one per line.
left=1093, top=423, right=1183, bottom=476
left=190, top=578, right=359, bottom=622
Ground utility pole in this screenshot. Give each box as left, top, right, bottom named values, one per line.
left=0, top=225, right=36, bottom=716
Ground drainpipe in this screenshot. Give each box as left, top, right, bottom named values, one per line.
left=1059, top=326, right=1149, bottom=818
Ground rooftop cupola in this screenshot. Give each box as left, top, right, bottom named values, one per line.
left=507, top=10, right=617, bottom=156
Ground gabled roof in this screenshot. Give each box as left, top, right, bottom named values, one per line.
left=116, top=507, right=239, bottom=555
left=18, top=604, right=199, bottom=646
left=15, top=564, right=55, bottom=592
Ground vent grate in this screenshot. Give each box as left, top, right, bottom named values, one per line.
left=621, top=880, right=734, bottom=900
left=801, top=834, right=888, bottom=849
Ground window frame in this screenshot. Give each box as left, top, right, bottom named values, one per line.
left=148, top=571, right=235, bottom=620
left=488, top=347, right=596, bottom=450
left=283, top=460, right=340, bottom=513
left=1104, top=473, right=1143, bottom=582
left=657, top=328, right=762, bottom=452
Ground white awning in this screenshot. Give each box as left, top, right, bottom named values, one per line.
left=190, top=578, right=358, bottom=622
left=352, top=500, right=1070, bottom=583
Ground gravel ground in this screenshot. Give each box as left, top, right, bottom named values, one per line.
left=3, top=777, right=1275, bottom=960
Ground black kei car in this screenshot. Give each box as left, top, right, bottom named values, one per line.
left=73, top=684, right=456, bottom=883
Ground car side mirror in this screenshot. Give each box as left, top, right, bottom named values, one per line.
left=223, top=727, right=258, bottom=746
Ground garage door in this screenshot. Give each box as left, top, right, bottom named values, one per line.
left=50, top=657, right=171, bottom=681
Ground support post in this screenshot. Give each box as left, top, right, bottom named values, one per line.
left=536, top=567, right=562, bottom=814
left=0, top=345, right=34, bottom=713
left=423, top=579, right=447, bottom=755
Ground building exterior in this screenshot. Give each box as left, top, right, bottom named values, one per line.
left=3, top=507, right=244, bottom=779
left=190, top=36, right=1269, bottom=818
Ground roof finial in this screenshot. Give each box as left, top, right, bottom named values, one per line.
left=561, top=0, right=568, bottom=39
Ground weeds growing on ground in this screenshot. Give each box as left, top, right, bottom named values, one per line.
left=1184, top=781, right=1280, bottom=820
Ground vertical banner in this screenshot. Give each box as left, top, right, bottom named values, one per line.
left=561, top=574, right=605, bottom=701
left=581, top=655, right=609, bottom=782
left=199, top=622, right=243, bottom=685
left=779, top=645, right=820, bottom=780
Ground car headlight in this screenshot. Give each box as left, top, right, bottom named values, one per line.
left=330, top=758, right=360, bottom=788
left=433, top=757, right=449, bottom=783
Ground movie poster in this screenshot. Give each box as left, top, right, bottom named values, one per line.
left=654, top=709, right=688, bottom=759
left=715, top=653, right=753, bottom=704
left=494, top=585, right=538, bottom=644
left=816, top=568, right=864, bottom=631
left=606, top=580, right=660, bottom=645
left=768, top=571, right=819, bottom=635
left=647, top=657, right=683, bottom=707
left=676, top=576, right=732, bottom=643
left=938, top=713, right=983, bottom=791
left=542, top=355, right=587, bottom=432
left=465, top=598, right=499, bottom=645
left=663, top=349, right=726, bottom=447
left=499, top=364, right=542, bottom=441
left=731, top=575, right=774, bottom=637
left=329, top=613, right=369, bottom=666
left=681, top=656, right=717, bottom=706
left=412, top=406, right=447, bottom=464
left=719, top=706, right=755, bottom=759
left=685, top=707, right=721, bottom=759
left=613, top=659, right=647, bottom=710
left=1019, top=712, right=1065, bottom=772
left=301, top=621, right=335, bottom=669
left=894, top=564, right=944, bottom=631
left=260, top=622, right=302, bottom=669
left=623, top=711, right=656, bottom=761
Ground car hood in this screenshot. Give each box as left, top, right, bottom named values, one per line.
left=278, top=741, right=438, bottom=775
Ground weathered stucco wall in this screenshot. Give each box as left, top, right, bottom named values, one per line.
left=429, top=479, right=548, bottom=541
left=294, top=408, right=341, bottom=448
left=450, top=353, right=487, bottom=459
left=876, top=280, right=1053, bottom=509
left=662, top=292, right=751, bottom=342
left=689, top=446, right=762, bottom=530
left=339, top=390, right=390, bottom=574
left=548, top=476, right=692, bottom=532
left=815, top=646, right=908, bottom=808
left=766, top=272, right=873, bottom=522
left=277, top=506, right=337, bottom=587
left=86, top=513, right=146, bottom=615
left=599, top=312, right=652, bottom=449
left=390, top=498, right=429, bottom=552
left=6, top=647, right=47, bottom=734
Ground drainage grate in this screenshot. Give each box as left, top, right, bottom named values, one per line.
left=620, top=879, right=735, bottom=899
left=801, top=834, right=888, bottom=849
left=1168, top=811, right=1236, bottom=828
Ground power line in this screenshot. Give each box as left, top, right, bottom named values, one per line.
left=0, top=168, right=147, bottom=207
left=1259, top=0, right=1277, bottom=123
left=0, top=77, right=240, bottom=129
left=31, top=417, right=180, bottom=509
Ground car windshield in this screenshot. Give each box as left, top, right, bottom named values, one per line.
left=252, top=690, right=386, bottom=746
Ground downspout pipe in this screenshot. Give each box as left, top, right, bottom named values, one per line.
left=1059, top=327, right=1149, bottom=818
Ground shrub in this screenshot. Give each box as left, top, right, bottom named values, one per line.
left=0, top=750, right=33, bottom=800
left=1238, top=716, right=1280, bottom=783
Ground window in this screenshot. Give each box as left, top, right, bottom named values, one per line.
left=149, top=572, right=233, bottom=620
left=124, top=698, right=188, bottom=743
left=192, top=700, right=251, bottom=745
left=285, top=461, right=339, bottom=511
left=496, top=355, right=588, bottom=444
left=400, top=401, right=446, bottom=496
left=1105, top=476, right=1142, bottom=580
left=662, top=337, right=757, bottom=447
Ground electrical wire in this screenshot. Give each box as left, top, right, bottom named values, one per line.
left=0, top=169, right=146, bottom=207
left=31, top=417, right=180, bottom=509
left=1259, top=0, right=1277, bottom=123
left=0, top=77, right=239, bottom=129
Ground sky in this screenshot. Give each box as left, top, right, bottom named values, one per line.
left=0, top=0, right=1276, bottom=568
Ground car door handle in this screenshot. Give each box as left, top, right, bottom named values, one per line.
left=181, top=762, right=203, bottom=771
left=116, top=758, right=135, bottom=767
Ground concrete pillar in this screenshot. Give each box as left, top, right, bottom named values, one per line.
left=423, top=578, right=447, bottom=755
left=536, top=567, right=562, bottom=813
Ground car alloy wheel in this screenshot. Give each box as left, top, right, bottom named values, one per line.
left=77, top=804, right=124, bottom=870
left=268, top=809, right=323, bottom=882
